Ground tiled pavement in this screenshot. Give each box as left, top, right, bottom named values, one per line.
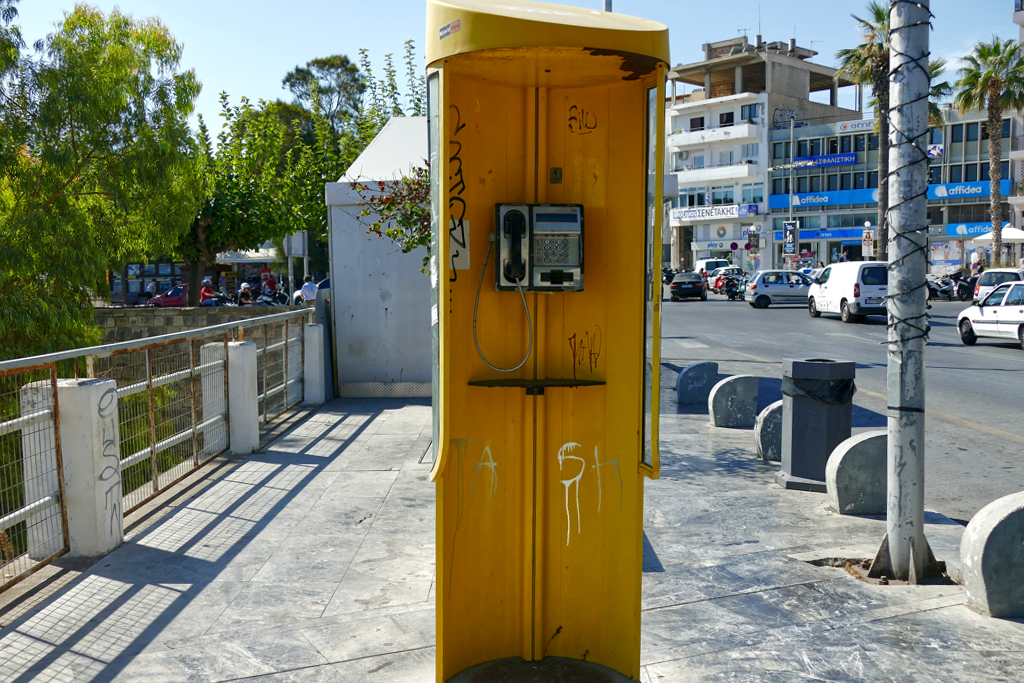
left=1, top=383, right=1023, bottom=681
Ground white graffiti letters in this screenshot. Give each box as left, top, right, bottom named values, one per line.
left=557, top=443, right=585, bottom=546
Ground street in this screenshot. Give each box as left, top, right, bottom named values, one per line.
left=661, top=287, right=1024, bottom=524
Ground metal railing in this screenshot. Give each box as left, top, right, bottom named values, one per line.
left=0, top=308, right=314, bottom=591
left=672, top=159, right=758, bottom=172
left=671, top=120, right=758, bottom=135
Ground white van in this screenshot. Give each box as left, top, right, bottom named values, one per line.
left=807, top=261, right=888, bottom=323
left=693, top=258, right=730, bottom=276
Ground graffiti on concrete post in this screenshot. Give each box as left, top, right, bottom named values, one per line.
left=97, top=385, right=122, bottom=534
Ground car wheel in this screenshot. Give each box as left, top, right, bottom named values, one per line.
left=670, top=296, right=678, bottom=302
left=840, top=300, right=856, bottom=323
left=1018, top=325, right=1024, bottom=351
left=754, top=296, right=770, bottom=309
left=700, top=291, right=708, bottom=301
left=808, top=298, right=820, bottom=318
left=959, top=319, right=978, bottom=346
left=151, top=303, right=161, bottom=308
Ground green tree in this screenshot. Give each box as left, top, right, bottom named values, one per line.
left=176, top=94, right=293, bottom=305
left=928, top=59, right=952, bottom=127
left=282, top=55, right=364, bottom=137
left=0, top=5, right=200, bottom=358
left=953, top=37, right=1024, bottom=267
left=836, top=1, right=890, bottom=261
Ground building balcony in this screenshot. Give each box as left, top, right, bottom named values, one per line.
left=1010, top=135, right=1024, bottom=161
left=667, top=122, right=759, bottom=148
left=1007, top=181, right=1024, bottom=206
left=671, top=159, right=760, bottom=185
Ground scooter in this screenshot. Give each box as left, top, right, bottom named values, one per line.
left=723, top=275, right=742, bottom=301
left=662, top=268, right=676, bottom=285
left=925, top=275, right=954, bottom=301
left=949, top=271, right=975, bottom=301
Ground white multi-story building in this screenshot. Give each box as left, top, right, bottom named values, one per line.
left=664, top=36, right=862, bottom=271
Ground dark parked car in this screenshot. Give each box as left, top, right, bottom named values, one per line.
left=669, top=273, right=707, bottom=301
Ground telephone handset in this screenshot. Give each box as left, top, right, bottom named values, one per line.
left=495, top=203, right=584, bottom=292
left=503, top=209, right=527, bottom=282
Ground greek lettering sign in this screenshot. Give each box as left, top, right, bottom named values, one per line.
left=670, top=203, right=759, bottom=223
left=793, top=153, right=857, bottom=167
left=783, top=221, right=798, bottom=256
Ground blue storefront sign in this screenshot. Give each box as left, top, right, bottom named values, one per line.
left=767, top=180, right=1011, bottom=210
left=942, top=221, right=1011, bottom=237
left=793, top=153, right=857, bottom=167
left=773, top=228, right=868, bottom=241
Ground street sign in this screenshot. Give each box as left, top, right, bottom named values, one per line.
left=862, top=229, right=875, bottom=258
left=749, top=233, right=760, bottom=249
left=783, top=221, right=799, bottom=256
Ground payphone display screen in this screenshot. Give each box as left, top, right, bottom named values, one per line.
left=532, top=210, right=582, bottom=269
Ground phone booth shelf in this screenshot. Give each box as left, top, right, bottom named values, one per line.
left=426, top=1, right=668, bottom=681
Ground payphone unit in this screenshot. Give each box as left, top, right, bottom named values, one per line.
left=495, top=204, right=584, bottom=292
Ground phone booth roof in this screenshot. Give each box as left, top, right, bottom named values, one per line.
left=426, top=0, right=669, bottom=73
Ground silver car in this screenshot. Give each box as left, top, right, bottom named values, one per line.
left=745, top=270, right=813, bottom=308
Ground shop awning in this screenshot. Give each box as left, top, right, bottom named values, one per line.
left=970, top=227, right=1024, bottom=244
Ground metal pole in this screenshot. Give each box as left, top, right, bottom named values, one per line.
left=287, top=254, right=295, bottom=306
left=881, top=0, right=931, bottom=583
left=788, top=115, right=795, bottom=225
left=604, top=0, right=612, bottom=11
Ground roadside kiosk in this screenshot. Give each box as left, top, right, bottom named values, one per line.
left=426, top=1, right=668, bottom=680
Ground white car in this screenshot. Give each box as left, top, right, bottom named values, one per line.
left=745, top=270, right=813, bottom=308
left=974, top=268, right=1024, bottom=302
left=958, top=280, right=1024, bottom=349
left=807, top=261, right=888, bottom=323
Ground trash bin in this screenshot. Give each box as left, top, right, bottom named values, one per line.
left=775, top=358, right=856, bottom=492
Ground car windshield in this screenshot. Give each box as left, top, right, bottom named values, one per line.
left=980, top=271, right=1021, bottom=287
left=673, top=274, right=702, bottom=283
left=984, top=285, right=1010, bottom=306
left=861, top=266, right=887, bottom=286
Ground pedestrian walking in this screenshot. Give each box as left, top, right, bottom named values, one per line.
left=300, top=275, right=318, bottom=307
left=145, top=280, right=156, bottom=303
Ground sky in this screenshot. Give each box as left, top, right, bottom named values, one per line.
left=13, top=0, right=1021, bottom=135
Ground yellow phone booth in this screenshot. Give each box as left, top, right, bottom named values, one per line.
left=426, top=1, right=668, bottom=680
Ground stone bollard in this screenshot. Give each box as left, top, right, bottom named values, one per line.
left=676, top=361, right=718, bottom=405
left=227, top=341, right=260, bottom=455
left=303, top=323, right=326, bottom=405
left=708, top=375, right=759, bottom=428
left=55, top=378, right=124, bottom=557
left=961, top=492, right=1024, bottom=617
left=754, top=400, right=783, bottom=461
left=825, top=430, right=886, bottom=515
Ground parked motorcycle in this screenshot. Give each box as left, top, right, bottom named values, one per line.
left=925, top=274, right=954, bottom=301
left=662, top=267, right=676, bottom=285
left=723, top=275, right=742, bottom=301
left=949, top=271, right=975, bottom=301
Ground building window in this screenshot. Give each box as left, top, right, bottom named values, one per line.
left=741, top=143, right=759, bottom=159
left=1003, top=119, right=1011, bottom=138
left=711, top=186, right=734, bottom=205
left=868, top=171, right=878, bottom=188
left=929, top=166, right=942, bottom=184
left=797, top=177, right=809, bottom=193
left=828, top=137, right=838, bottom=154
left=950, top=165, right=963, bottom=183
left=840, top=136, right=852, bottom=153
left=810, top=139, right=822, bottom=156
left=1002, top=160, right=1010, bottom=178
left=772, top=178, right=788, bottom=194
left=741, top=104, right=758, bottom=122
left=951, top=124, right=963, bottom=143
left=840, top=173, right=852, bottom=190
left=719, top=111, right=734, bottom=127
left=827, top=174, right=838, bottom=191
left=797, top=140, right=809, bottom=157
left=966, top=122, right=979, bottom=142
left=693, top=155, right=705, bottom=169
left=690, top=116, right=704, bottom=131
left=854, top=135, right=866, bottom=152
left=869, top=134, right=879, bottom=150
left=772, top=142, right=786, bottom=159
left=854, top=172, right=866, bottom=189
left=681, top=188, right=707, bottom=207
left=927, top=208, right=943, bottom=225
left=809, top=176, right=821, bottom=192
left=965, top=164, right=978, bottom=182
left=741, top=183, right=764, bottom=204
left=719, top=151, right=734, bottom=165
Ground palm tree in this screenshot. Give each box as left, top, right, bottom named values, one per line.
left=954, top=37, right=1024, bottom=267
left=928, top=59, right=952, bottom=128
left=836, top=1, right=890, bottom=261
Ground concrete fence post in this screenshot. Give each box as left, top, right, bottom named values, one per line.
left=227, top=341, right=260, bottom=455
left=55, top=378, right=124, bottom=557
left=20, top=380, right=62, bottom=560
left=303, top=323, right=326, bottom=406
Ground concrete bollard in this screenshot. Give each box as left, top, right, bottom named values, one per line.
left=20, top=381, right=62, bottom=560
left=825, top=430, right=886, bottom=515
left=303, top=323, right=326, bottom=406
left=55, top=378, right=124, bottom=557
left=227, top=341, right=259, bottom=455
left=754, top=400, right=783, bottom=461
left=708, top=375, right=759, bottom=428
left=676, top=361, right=718, bottom=405
left=961, top=492, right=1024, bottom=617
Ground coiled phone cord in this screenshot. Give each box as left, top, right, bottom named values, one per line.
left=473, top=235, right=533, bottom=372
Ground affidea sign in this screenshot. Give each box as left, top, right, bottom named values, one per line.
left=943, top=221, right=1011, bottom=237
left=670, top=203, right=759, bottom=223
left=767, top=180, right=1010, bottom=209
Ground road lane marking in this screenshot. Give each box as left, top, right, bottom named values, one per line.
left=668, top=339, right=708, bottom=349
left=709, top=347, right=1024, bottom=445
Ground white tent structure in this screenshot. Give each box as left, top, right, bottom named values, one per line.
left=324, top=117, right=430, bottom=398
left=970, top=226, right=1024, bottom=244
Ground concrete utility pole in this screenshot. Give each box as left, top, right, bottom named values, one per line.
left=788, top=115, right=795, bottom=224
left=872, top=0, right=933, bottom=583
